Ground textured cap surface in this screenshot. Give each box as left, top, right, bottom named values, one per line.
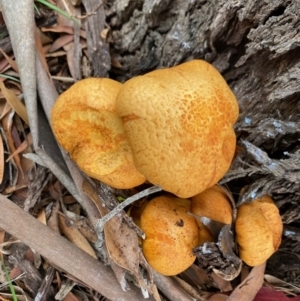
left=140, top=196, right=199, bottom=275
left=51, top=78, right=145, bottom=188
left=116, top=60, right=239, bottom=198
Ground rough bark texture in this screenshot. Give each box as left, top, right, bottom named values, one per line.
left=104, top=0, right=300, bottom=284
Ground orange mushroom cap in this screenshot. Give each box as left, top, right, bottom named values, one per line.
left=51, top=78, right=145, bottom=189
left=191, top=185, right=233, bottom=224
left=235, top=196, right=282, bottom=266
left=140, top=196, right=199, bottom=276
left=116, top=60, right=239, bottom=198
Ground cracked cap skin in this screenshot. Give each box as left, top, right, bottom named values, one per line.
left=116, top=60, right=239, bottom=198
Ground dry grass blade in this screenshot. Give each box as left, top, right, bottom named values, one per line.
left=0, top=81, right=29, bottom=124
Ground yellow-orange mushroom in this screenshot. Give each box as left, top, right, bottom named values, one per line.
left=51, top=78, right=145, bottom=189
left=140, top=196, right=199, bottom=275
left=235, top=196, right=282, bottom=266
left=116, top=60, right=239, bottom=198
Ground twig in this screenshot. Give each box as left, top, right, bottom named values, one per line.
left=96, top=186, right=162, bottom=232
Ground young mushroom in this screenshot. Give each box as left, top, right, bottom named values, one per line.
left=235, top=195, right=283, bottom=266
left=140, top=195, right=199, bottom=276
left=191, top=185, right=233, bottom=225
left=116, top=60, right=239, bottom=198
left=51, top=78, right=146, bottom=189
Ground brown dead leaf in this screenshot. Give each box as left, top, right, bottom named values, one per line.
left=35, top=27, right=50, bottom=74
left=49, top=34, right=74, bottom=53
left=227, top=263, right=266, bottom=301
left=0, top=101, right=12, bottom=120
left=0, top=133, right=4, bottom=184
left=0, top=57, right=11, bottom=73
left=0, top=48, right=18, bottom=72
left=82, top=180, right=151, bottom=292
left=41, top=25, right=74, bottom=34
left=56, top=0, right=77, bottom=28
left=1, top=110, right=23, bottom=178
left=0, top=81, right=28, bottom=124
left=37, top=208, right=47, bottom=225
left=65, top=42, right=77, bottom=79
left=58, top=213, right=97, bottom=259
left=2, top=184, right=27, bottom=195
left=6, top=133, right=32, bottom=162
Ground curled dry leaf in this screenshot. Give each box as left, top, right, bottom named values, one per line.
left=82, top=180, right=156, bottom=296
left=58, top=213, right=97, bottom=259
left=0, top=81, right=28, bottom=124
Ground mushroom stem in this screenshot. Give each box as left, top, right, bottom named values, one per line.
left=95, top=185, right=162, bottom=233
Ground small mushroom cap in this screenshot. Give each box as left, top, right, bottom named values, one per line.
left=51, top=78, right=146, bottom=189
left=250, top=196, right=282, bottom=250
left=235, top=196, right=282, bottom=267
left=140, top=196, right=199, bottom=276
left=116, top=60, right=239, bottom=198
left=191, top=185, right=233, bottom=224
left=236, top=203, right=274, bottom=266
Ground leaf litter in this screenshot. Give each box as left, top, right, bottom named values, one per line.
left=0, top=1, right=298, bottom=301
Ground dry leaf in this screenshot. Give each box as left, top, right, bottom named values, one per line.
left=0, top=101, right=12, bottom=119
left=35, top=26, right=50, bottom=74
left=41, top=25, right=74, bottom=34
left=82, top=180, right=154, bottom=293
left=65, top=42, right=77, bottom=79
left=0, top=133, right=4, bottom=184
left=0, top=48, right=18, bottom=72
left=58, top=213, right=97, bottom=259
left=227, top=263, right=266, bottom=301
left=0, top=81, right=28, bottom=124
left=254, top=287, right=300, bottom=301
left=6, top=133, right=32, bottom=162
left=1, top=109, right=23, bottom=178
left=37, top=209, right=47, bottom=225
left=49, top=34, right=74, bottom=53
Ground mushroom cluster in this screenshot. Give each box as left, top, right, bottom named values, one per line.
left=51, top=60, right=283, bottom=275
left=51, top=60, right=239, bottom=198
